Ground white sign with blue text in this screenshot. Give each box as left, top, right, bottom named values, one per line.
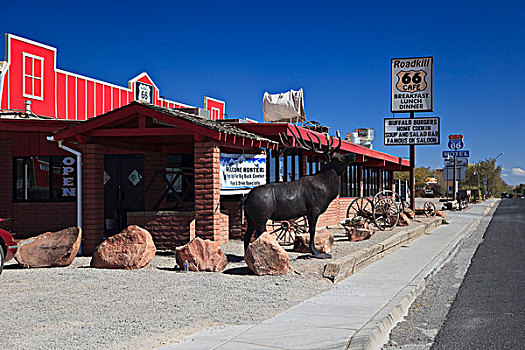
left=220, top=153, right=266, bottom=195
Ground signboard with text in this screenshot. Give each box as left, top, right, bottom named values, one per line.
left=220, top=153, right=266, bottom=195
left=384, top=117, right=440, bottom=145
left=443, top=150, right=470, bottom=158
left=391, top=57, right=433, bottom=112
left=444, top=158, right=468, bottom=167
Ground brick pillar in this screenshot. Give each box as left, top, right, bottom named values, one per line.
left=144, top=152, right=166, bottom=210
left=78, top=144, right=104, bottom=255
left=194, top=141, right=228, bottom=244
left=0, top=140, right=13, bottom=220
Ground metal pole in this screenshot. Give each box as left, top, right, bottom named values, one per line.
left=453, top=155, right=457, bottom=201
left=409, top=111, right=415, bottom=212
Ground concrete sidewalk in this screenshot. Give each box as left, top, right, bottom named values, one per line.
left=162, top=199, right=498, bottom=350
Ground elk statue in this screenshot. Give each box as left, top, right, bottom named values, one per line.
left=243, top=126, right=356, bottom=259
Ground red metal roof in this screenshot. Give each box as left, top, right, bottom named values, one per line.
left=230, top=122, right=410, bottom=170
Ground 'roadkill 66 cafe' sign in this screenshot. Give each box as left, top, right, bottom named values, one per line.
left=391, top=57, right=433, bottom=113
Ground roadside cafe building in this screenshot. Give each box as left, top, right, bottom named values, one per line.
left=0, top=34, right=410, bottom=255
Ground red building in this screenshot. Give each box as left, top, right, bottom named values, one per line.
left=0, top=34, right=225, bottom=120
left=0, top=34, right=409, bottom=255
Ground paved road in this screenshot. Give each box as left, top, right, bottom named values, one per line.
left=432, top=199, right=525, bottom=349
left=383, top=200, right=497, bottom=349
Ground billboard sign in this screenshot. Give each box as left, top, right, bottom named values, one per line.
left=220, top=153, right=266, bottom=195
left=426, top=177, right=438, bottom=184
left=391, top=57, right=433, bottom=113
left=384, top=117, right=440, bottom=145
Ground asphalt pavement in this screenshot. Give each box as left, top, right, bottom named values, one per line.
left=162, top=199, right=498, bottom=350
left=432, top=198, right=525, bottom=350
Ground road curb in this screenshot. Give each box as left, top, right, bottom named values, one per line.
left=346, top=200, right=498, bottom=350
left=323, top=217, right=442, bottom=283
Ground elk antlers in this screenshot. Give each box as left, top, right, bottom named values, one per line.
left=278, top=125, right=341, bottom=162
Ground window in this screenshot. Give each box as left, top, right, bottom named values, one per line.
left=14, top=156, right=76, bottom=201
left=266, top=150, right=305, bottom=183
left=362, top=167, right=380, bottom=197
left=23, top=52, right=44, bottom=100
left=166, top=154, right=194, bottom=208
left=341, top=164, right=360, bottom=197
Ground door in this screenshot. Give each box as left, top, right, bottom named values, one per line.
left=104, top=154, right=145, bottom=235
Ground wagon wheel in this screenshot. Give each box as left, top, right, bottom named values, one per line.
left=346, top=197, right=373, bottom=228
left=268, top=215, right=308, bottom=245
left=373, top=197, right=400, bottom=231
left=374, top=190, right=404, bottom=211
left=423, top=201, right=436, bottom=217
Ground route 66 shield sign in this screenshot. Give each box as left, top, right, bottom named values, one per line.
left=396, top=70, right=427, bottom=93
left=448, top=139, right=464, bottom=150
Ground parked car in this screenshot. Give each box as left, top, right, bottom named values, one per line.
left=0, top=220, right=18, bottom=276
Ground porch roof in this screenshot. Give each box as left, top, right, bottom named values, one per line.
left=51, top=102, right=278, bottom=152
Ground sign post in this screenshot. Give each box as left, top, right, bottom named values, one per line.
left=443, top=134, right=468, bottom=201
left=388, top=57, right=434, bottom=211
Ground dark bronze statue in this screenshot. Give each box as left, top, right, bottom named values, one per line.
left=243, top=127, right=356, bottom=259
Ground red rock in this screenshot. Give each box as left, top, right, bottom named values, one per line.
left=14, top=227, right=81, bottom=268
left=175, top=237, right=227, bottom=272
left=436, top=210, right=446, bottom=217
left=244, top=233, right=290, bottom=275
left=346, top=227, right=375, bottom=242
left=403, top=207, right=415, bottom=219
left=91, top=225, right=156, bottom=270
left=293, top=229, right=334, bottom=253
left=398, top=212, right=411, bottom=226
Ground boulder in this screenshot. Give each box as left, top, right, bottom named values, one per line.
left=91, top=225, right=156, bottom=270
left=14, top=227, right=81, bottom=268
left=398, top=212, right=411, bottom=226
left=293, top=229, right=334, bottom=253
left=403, top=207, right=415, bottom=219
left=244, top=233, right=290, bottom=275
left=346, top=227, right=375, bottom=242
left=175, top=237, right=227, bottom=272
left=436, top=210, right=446, bottom=218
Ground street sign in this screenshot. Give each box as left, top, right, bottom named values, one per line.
left=443, top=166, right=466, bottom=181
left=391, top=57, right=433, bottom=113
left=444, top=158, right=468, bottom=167
left=448, top=138, right=464, bottom=150
left=448, top=134, right=463, bottom=140
left=384, top=117, right=440, bottom=145
left=443, top=150, right=469, bottom=158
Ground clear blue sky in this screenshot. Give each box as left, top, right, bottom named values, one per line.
left=2, top=1, right=524, bottom=185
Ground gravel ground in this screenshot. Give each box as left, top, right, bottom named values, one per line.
left=0, top=216, right=438, bottom=350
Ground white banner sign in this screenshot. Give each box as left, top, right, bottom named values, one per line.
left=384, top=117, right=440, bottom=145
left=391, top=57, right=433, bottom=113
left=220, top=153, right=266, bottom=195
